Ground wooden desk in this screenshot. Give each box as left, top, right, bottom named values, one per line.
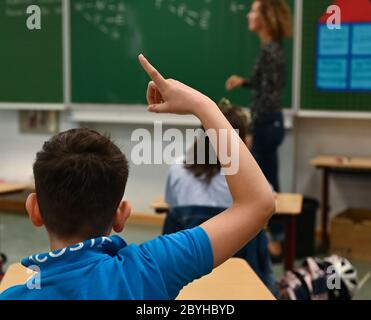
left=0, top=264, right=36, bottom=294
left=311, top=155, right=371, bottom=250
left=0, top=183, right=29, bottom=195
left=0, top=189, right=34, bottom=215
left=0, top=188, right=164, bottom=226
left=151, top=194, right=303, bottom=271
left=151, top=194, right=303, bottom=216
left=274, top=194, right=303, bottom=271
left=0, top=259, right=275, bottom=300
left=177, top=258, right=275, bottom=300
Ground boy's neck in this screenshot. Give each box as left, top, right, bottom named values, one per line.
left=49, top=237, right=86, bottom=251
left=48, top=228, right=112, bottom=251
left=49, top=234, right=107, bottom=251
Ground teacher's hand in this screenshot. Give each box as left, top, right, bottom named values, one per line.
left=225, top=75, right=245, bottom=91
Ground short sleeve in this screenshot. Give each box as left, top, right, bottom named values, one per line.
left=138, top=227, right=214, bottom=299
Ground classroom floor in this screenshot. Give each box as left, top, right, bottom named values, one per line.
left=0, top=211, right=370, bottom=300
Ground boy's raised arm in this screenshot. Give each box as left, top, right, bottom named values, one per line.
left=139, top=55, right=275, bottom=268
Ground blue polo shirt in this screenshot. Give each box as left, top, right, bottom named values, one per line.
left=0, top=227, right=213, bottom=300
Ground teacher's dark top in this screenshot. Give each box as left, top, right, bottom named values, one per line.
left=244, top=41, right=286, bottom=126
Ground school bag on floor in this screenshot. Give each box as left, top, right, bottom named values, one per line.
left=278, top=257, right=328, bottom=300
left=278, top=256, right=358, bottom=300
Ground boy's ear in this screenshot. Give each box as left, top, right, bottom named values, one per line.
left=26, top=193, right=44, bottom=228
left=112, top=201, right=131, bottom=233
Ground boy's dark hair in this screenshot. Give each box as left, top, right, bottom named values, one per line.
left=184, top=99, right=251, bottom=184
left=33, top=128, right=129, bottom=240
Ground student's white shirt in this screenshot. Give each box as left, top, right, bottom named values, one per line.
left=165, top=158, right=233, bottom=208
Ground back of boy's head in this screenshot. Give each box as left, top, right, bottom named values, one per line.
left=33, top=128, right=129, bottom=240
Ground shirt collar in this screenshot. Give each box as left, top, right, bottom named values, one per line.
left=21, top=235, right=127, bottom=270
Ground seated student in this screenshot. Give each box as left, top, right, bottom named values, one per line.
left=165, top=98, right=251, bottom=209
left=164, top=100, right=277, bottom=295
left=0, top=55, right=275, bottom=300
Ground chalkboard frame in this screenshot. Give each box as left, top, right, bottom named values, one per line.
left=0, top=0, right=66, bottom=110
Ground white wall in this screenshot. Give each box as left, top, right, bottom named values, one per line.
left=279, top=129, right=295, bottom=193
left=0, top=109, right=294, bottom=213
left=0, top=110, right=76, bottom=183
left=86, top=122, right=188, bottom=213
left=88, top=117, right=370, bottom=225
left=294, top=117, right=371, bottom=225
left=4, top=109, right=370, bottom=220
left=81, top=122, right=295, bottom=213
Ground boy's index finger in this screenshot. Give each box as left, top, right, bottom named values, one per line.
left=138, top=54, right=167, bottom=91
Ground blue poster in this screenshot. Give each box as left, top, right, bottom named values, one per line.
left=352, top=24, right=371, bottom=55
left=318, top=25, right=350, bottom=56
left=351, top=58, right=371, bottom=89
left=316, top=23, right=371, bottom=91
left=317, top=58, right=348, bottom=89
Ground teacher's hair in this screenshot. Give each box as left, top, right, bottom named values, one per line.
left=256, top=0, right=293, bottom=41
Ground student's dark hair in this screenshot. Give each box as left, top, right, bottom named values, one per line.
left=33, top=128, right=129, bottom=240
left=184, top=99, right=250, bottom=184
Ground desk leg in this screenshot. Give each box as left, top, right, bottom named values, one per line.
left=284, top=217, right=296, bottom=271
left=321, top=169, right=330, bottom=251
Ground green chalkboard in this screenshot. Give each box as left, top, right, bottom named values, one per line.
left=71, top=0, right=293, bottom=108
left=301, top=0, right=371, bottom=111
left=0, top=0, right=63, bottom=103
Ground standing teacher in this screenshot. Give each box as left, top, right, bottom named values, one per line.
left=225, top=0, right=292, bottom=256
left=226, top=0, right=292, bottom=194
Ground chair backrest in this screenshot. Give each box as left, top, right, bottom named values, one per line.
left=163, top=206, right=227, bottom=235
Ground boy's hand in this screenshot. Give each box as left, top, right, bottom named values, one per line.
left=138, top=54, right=212, bottom=116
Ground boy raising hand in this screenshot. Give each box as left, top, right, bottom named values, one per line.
left=138, top=54, right=274, bottom=268
left=0, top=56, right=274, bottom=300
